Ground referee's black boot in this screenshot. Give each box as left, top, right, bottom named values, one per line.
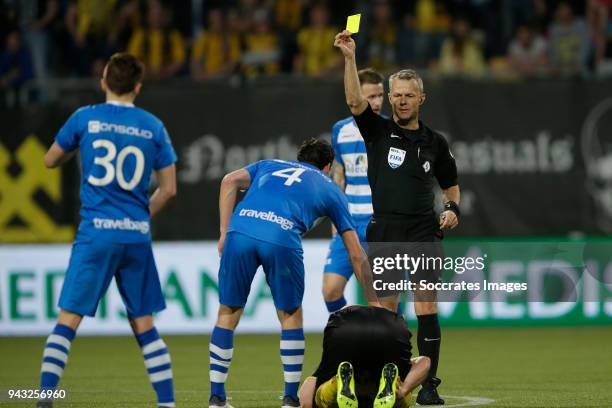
left=416, top=377, right=445, bottom=405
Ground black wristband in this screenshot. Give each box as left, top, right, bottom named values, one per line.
left=443, top=201, right=460, bottom=218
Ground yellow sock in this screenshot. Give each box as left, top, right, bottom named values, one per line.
left=315, top=377, right=338, bottom=408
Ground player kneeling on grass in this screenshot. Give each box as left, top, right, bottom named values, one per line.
left=209, top=138, right=370, bottom=408
left=298, top=305, right=430, bottom=408
left=38, top=53, right=177, bottom=408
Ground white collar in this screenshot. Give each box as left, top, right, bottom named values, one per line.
left=106, top=100, right=135, bottom=107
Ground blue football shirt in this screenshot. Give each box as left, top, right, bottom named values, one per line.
left=228, top=159, right=355, bottom=249
left=55, top=101, right=177, bottom=243
left=332, top=117, right=372, bottom=225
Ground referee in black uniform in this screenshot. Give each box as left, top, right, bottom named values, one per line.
left=334, top=30, right=461, bottom=405
left=298, top=305, right=430, bottom=408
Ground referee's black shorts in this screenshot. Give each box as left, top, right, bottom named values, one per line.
left=366, top=213, right=443, bottom=296
left=313, top=305, right=412, bottom=407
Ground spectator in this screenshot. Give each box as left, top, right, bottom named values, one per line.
left=235, top=0, right=261, bottom=30
left=365, top=0, right=397, bottom=71
left=500, top=0, right=534, bottom=46
left=65, top=0, right=117, bottom=76
left=227, top=7, right=248, bottom=36
left=548, top=1, right=590, bottom=76
left=108, top=0, right=144, bottom=53
left=0, top=4, right=15, bottom=46
left=169, top=0, right=193, bottom=39
left=507, top=22, right=548, bottom=77
left=242, top=8, right=280, bottom=76
left=0, top=30, right=34, bottom=105
left=275, top=0, right=306, bottom=73
left=532, top=0, right=555, bottom=35
left=438, top=16, right=486, bottom=78
left=586, top=0, right=609, bottom=71
left=127, top=0, right=187, bottom=80
left=469, top=0, right=506, bottom=58
left=410, top=0, right=451, bottom=67
left=294, top=3, right=338, bottom=76
left=15, top=0, right=58, bottom=100
left=595, top=0, right=612, bottom=76
left=191, top=8, right=241, bottom=80
left=275, top=0, right=306, bottom=32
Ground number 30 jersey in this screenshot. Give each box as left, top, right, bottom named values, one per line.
left=228, top=159, right=355, bottom=249
left=55, top=101, right=177, bottom=243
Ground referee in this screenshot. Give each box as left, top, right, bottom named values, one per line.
left=334, top=30, right=460, bottom=405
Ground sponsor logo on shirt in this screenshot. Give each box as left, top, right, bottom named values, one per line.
left=343, top=153, right=368, bottom=176
left=238, top=209, right=294, bottom=230
left=93, top=217, right=150, bottom=234
left=88, top=120, right=153, bottom=139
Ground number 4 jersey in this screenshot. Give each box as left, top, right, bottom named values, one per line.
left=55, top=101, right=177, bottom=243
left=228, top=159, right=356, bottom=249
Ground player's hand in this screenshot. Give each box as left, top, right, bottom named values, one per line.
left=439, top=210, right=458, bottom=229
left=334, top=30, right=356, bottom=58
left=218, top=232, right=226, bottom=257
left=396, top=379, right=408, bottom=399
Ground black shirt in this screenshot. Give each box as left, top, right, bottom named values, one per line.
left=353, top=104, right=458, bottom=217
left=313, top=305, right=412, bottom=407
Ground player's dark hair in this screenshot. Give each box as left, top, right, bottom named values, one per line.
left=104, top=53, right=145, bottom=95
left=358, top=68, right=384, bottom=86
left=297, top=138, right=335, bottom=170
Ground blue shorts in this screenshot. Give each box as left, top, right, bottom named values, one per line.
left=59, top=239, right=165, bottom=318
left=219, top=232, right=304, bottom=312
left=324, top=223, right=368, bottom=280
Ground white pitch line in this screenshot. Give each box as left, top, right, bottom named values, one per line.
left=225, top=392, right=495, bottom=406
left=420, top=395, right=495, bottom=407
left=57, top=389, right=496, bottom=405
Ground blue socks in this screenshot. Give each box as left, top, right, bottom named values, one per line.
left=209, top=326, right=234, bottom=401
left=325, top=296, right=347, bottom=313
left=40, top=324, right=76, bottom=390
left=209, top=326, right=304, bottom=401
left=136, top=327, right=175, bottom=407
left=40, top=324, right=175, bottom=407
left=280, top=328, right=304, bottom=400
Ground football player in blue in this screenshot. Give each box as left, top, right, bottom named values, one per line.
left=38, top=53, right=177, bottom=408
left=323, top=68, right=385, bottom=314
left=208, top=138, right=370, bottom=408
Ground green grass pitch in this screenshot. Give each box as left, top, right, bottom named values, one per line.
left=1, top=327, right=611, bottom=407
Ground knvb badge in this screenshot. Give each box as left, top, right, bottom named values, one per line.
left=388, top=147, right=406, bottom=169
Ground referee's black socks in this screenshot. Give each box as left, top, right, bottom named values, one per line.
left=417, top=313, right=441, bottom=379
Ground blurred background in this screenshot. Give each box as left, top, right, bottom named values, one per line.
left=1, top=0, right=611, bottom=334
left=3, top=0, right=612, bottom=86
left=2, top=0, right=612, bottom=240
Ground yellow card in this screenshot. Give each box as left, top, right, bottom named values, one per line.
left=346, top=14, right=361, bottom=34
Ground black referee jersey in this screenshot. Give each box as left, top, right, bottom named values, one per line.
left=353, top=104, right=458, bottom=241
left=312, top=305, right=412, bottom=406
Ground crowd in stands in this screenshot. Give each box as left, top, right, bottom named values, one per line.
left=2, top=0, right=612, bottom=99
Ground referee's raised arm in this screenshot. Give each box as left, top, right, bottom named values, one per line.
left=334, top=30, right=368, bottom=116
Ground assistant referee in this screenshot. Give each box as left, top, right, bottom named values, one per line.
left=334, top=30, right=461, bottom=405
